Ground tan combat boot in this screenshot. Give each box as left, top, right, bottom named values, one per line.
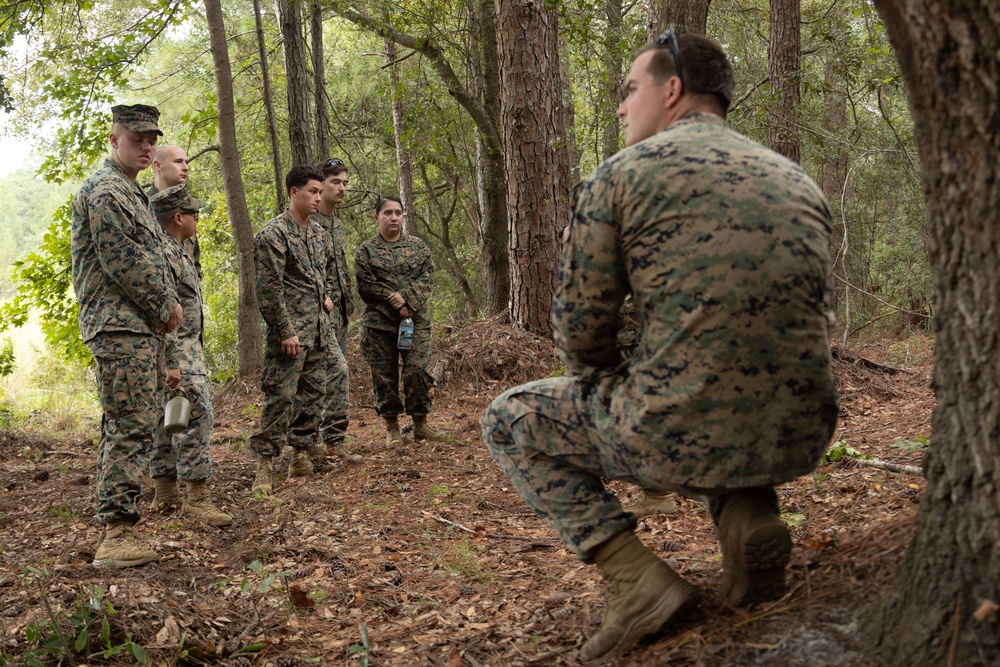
left=717, top=489, right=791, bottom=607
left=182, top=479, right=233, bottom=526
left=150, top=475, right=180, bottom=512
left=412, top=415, right=447, bottom=442
left=622, top=489, right=677, bottom=517
left=288, top=448, right=314, bottom=477
left=252, top=455, right=273, bottom=495
left=384, top=416, right=402, bottom=446
left=579, top=531, right=700, bottom=665
left=330, top=441, right=364, bottom=464
left=93, top=521, right=160, bottom=568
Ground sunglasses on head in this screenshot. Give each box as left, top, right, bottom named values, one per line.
left=324, top=158, right=345, bottom=168
left=655, top=27, right=685, bottom=91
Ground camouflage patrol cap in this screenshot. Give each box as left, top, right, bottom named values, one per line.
left=150, top=184, right=206, bottom=216
left=111, top=104, right=163, bottom=135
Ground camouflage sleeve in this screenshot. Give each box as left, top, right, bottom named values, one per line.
left=399, top=242, right=433, bottom=313
left=91, top=190, right=179, bottom=326
left=552, top=166, right=629, bottom=379
left=254, top=228, right=297, bottom=341
left=164, top=328, right=180, bottom=369
left=354, top=243, right=391, bottom=305
left=323, top=228, right=339, bottom=305
left=344, top=253, right=355, bottom=318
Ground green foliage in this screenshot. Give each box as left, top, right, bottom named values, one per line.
left=889, top=436, right=929, bottom=453
left=822, top=440, right=871, bottom=464
left=347, top=622, right=371, bottom=667
left=0, top=337, right=14, bottom=378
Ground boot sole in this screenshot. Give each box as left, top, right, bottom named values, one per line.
left=581, top=569, right=701, bottom=665
left=92, top=554, right=160, bottom=568
left=725, top=522, right=791, bottom=606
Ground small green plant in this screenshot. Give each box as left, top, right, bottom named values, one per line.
left=347, top=622, right=371, bottom=667
left=241, top=402, right=263, bottom=420
left=46, top=503, right=75, bottom=523
left=781, top=512, right=808, bottom=527
left=821, top=440, right=870, bottom=464
left=889, top=436, right=929, bottom=453
left=426, top=484, right=450, bottom=503
left=0, top=336, right=15, bottom=378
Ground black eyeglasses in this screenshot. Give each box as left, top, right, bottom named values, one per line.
left=324, top=158, right=344, bottom=168
left=182, top=210, right=199, bottom=221
left=655, top=28, right=685, bottom=91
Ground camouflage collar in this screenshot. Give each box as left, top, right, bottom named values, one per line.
left=670, top=112, right=726, bottom=130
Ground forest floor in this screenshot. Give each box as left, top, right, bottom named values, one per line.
left=0, top=322, right=934, bottom=667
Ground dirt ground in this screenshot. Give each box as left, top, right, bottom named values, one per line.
left=0, top=322, right=934, bottom=666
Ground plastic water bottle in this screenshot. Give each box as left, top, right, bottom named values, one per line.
left=164, top=388, right=191, bottom=435
left=397, top=317, right=414, bottom=350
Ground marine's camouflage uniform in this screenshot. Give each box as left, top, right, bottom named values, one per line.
left=312, top=210, right=354, bottom=445
left=355, top=234, right=435, bottom=417
left=72, top=159, right=180, bottom=526
left=149, top=198, right=214, bottom=481
left=250, top=211, right=348, bottom=457
left=148, top=182, right=202, bottom=278
left=482, top=113, right=840, bottom=561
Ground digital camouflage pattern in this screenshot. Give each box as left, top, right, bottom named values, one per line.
left=148, top=181, right=202, bottom=277
left=355, top=234, right=435, bottom=416
left=251, top=211, right=347, bottom=456
left=148, top=195, right=214, bottom=481
left=482, top=113, right=839, bottom=560
left=149, top=182, right=206, bottom=215
left=73, top=159, right=179, bottom=342
left=112, top=103, right=162, bottom=135
left=72, top=157, right=180, bottom=526
left=313, top=210, right=353, bottom=444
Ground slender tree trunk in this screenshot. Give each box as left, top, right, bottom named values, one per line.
left=384, top=37, right=417, bottom=237
left=475, top=0, right=510, bottom=316
left=645, top=0, right=711, bottom=41
left=861, top=2, right=1000, bottom=665
left=253, top=0, right=285, bottom=212
left=602, top=0, right=624, bottom=160
left=496, top=0, right=570, bottom=334
left=310, top=0, right=330, bottom=160
left=767, top=0, right=801, bottom=163
left=204, top=0, right=263, bottom=378
left=275, top=0, right=312, bottom=166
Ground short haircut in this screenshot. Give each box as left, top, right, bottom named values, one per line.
left=637, top=33, right=734, bottom=113
left=155, top=209, right=179, bottom=226
left=286, top=165, right=325, bottom=194
left=320, top=158, right=348, bottom=179
left=375, top=196, right=403, bottom=215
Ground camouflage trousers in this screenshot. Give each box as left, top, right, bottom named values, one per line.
left=88, top=332, right=165, bottom=526
left=250, top=343, right=329, bottom=457
left=361, top=326, right=433, bottom=417
left=318, top=324, right=350, bottom=445
left=482, top=376, right=745, bottom=562
left=149, top=373, right=214, bottom=480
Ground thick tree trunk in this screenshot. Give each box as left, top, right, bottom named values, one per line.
left=384, top=38, right=418, bottom=237
left=275, top=0, right=312, bottom=166
left=862, top=3, right=1000, bottom=665
left=767, top=0, right=801, bottom=163
left=475, top=0, right=510, bottom=316
left=645, top=0, right=710, bottom=41
left=253, top=0, right=285, bottom=213
left=602, top=0, right=623, bottom=160
left=310, top=0, right=330, bottom=160
left=204, top=0, right=263, bottom=378
left=496, top=0, right=570, bottom=334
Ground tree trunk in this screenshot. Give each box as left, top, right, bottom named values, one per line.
left=204, top=0, right=263, bottom=378
left=767, top=0, right=800, bottom=163
left=384, top=37, right=418, bottom=237
left=253, top=0, right=285, bottom=213
left=496, top=0, right=570, bottom=334
left=645, top=0, right=710, bottom=41
left=474, top=0, right=510, bottom=316
left=275, top=0, right=312, bottom=166
left=310, top=0, right=330, bottom=160
left=861, top=3, right=1000, bottom=665
left=602, top=0, right=624, bottom=160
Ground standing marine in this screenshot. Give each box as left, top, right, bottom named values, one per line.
left=71, top=103, right=182, bottom=567
left=481, top=33, right=839, bottom=663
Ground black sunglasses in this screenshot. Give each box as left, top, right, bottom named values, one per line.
left=181, top=209, right=200, bottom=221
left=655, top=28, right=685, bottom=91
left=323, top=157, right=344, bottom=168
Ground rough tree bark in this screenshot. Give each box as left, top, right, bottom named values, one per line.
left=384, top=37, right=417, bottom=237
left=204, top=0, right=263, bottom=377
left=768, top=0, right=801, bottom=163
left=310, top=0, right=330, bottom=160
left=602, top=0, right=624, bottom=160
left=253, top=0, right=285, bottom=212
left=861, top=2, right=1000, bottom=665
left=496, top=0, right=571, bottom=334
left=275, top=0, right=312, bottom=166
left=645, top=0, right=710, bottom=41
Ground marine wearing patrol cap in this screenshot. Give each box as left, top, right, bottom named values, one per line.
left=150, top=183, right=206, bottom=217
left=111, top=103, right=163, bottom=136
